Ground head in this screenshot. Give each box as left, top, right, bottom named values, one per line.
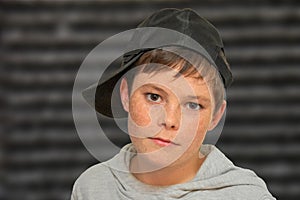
left=79, top=8, right=233, bottom=173
left=82, top=8, right=233, bottom=120
left=119, top=47, right=227, bottom=171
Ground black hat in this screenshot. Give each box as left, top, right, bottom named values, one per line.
left=82, top=8, right=233, bottom=118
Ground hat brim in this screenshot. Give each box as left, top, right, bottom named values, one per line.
left=82, top=50, right=149, bottom=118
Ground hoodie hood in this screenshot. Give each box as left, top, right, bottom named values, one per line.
left=105, top=144, right=275, bottom=199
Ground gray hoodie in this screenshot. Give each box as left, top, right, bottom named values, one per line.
left=71, top=144, right=276, bottom=200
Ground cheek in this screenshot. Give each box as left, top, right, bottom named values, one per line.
left=178, top=110, right=212, bottom=143
left=129, top=95, right=151, bottom=126
left=196, top=110, right=213, bottom=135
left=194, top=111, right=213, bottom=143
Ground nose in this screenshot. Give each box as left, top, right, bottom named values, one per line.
left=160, top=104, right=181, bottom=130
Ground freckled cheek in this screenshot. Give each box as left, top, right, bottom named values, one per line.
left=197, top=111, right=212, bottom=131
left=178, top=112, right=211, bottom=142
left=129, top=96, right=151, bottom=126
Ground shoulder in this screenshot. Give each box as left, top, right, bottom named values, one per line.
left=74, top=162, right=114, bottom=187
left=76, top=162, right=111, bottom=184
left=71, top=162, right=116, bottom=199
left=199, top=145, right=276, bottom=200
left=219, top=184, right=276, bottom=200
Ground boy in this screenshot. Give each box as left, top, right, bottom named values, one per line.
left=71, top=8, right=275, bottom=199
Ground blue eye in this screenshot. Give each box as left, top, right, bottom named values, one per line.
left=146, top=93, right=162, bottom=103
left=186, top=102, right=202, bottom=110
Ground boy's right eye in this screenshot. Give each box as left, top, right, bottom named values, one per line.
left=146, top=93, right=162, bottom=103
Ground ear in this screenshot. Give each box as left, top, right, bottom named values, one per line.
left=208, top=100, right=226, bottom=131
left=120, top=78, right=130, bottom=112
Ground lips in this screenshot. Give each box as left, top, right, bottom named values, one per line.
left=149, top=137, right=176, bottom=147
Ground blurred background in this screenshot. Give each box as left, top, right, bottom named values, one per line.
left=1, top=0, right=300, bottom=199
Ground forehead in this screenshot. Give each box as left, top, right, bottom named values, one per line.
left=130, top=64, right=212, bottom=99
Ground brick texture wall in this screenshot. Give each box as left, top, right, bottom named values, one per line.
left=2, top=0, right=300, bottom=200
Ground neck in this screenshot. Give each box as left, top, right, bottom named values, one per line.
left=130, top=153, right=206, bottom=186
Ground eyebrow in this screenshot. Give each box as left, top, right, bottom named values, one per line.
left=145, top=84, right=168, bottom=96
left=186, top=95, right=211, bottom=104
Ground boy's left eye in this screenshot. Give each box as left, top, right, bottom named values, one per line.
left=186, top=102, right=202, bottom=110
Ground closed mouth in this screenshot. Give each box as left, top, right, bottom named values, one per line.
left=148, top=137, right=178, bottom=146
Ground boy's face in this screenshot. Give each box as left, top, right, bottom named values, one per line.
left=120, top=65, right=224, bottom=171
